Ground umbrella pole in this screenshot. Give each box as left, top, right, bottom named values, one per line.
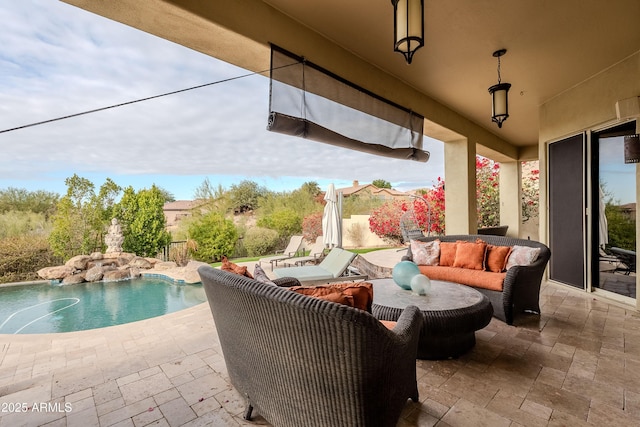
left=338, top=191, right=343, bottom=248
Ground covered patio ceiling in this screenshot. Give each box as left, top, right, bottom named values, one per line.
left=64, top=0, right=640, bottom=161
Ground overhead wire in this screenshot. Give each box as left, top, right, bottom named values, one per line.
left=0, top=63, right=294, bottom=135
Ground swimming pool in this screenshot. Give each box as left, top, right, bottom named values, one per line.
left=0, top=278, right=206, bottom=334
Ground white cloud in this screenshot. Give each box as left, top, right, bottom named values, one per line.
left=0, top=0, right=444, bottom=196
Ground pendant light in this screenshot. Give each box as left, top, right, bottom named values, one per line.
left=488, top=49, right=511, bottom=128
left=392, top=0, right=424, bottom=64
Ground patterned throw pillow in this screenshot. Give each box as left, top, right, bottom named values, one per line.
left=410, top=239, right=440, bottom=266
left=505, top=246, right=541, bottom=270
left=253, top=264, right=277, bottom=286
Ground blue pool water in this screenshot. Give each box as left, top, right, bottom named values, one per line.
left=0, top=278, right=206, bottom=334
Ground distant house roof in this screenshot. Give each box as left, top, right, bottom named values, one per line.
left=163, top=200, right=207, bottom=229
left=374, top=187, right=407, bottom=197
left=336, top=180, right=409, bottom=198
left=619, top=203, right=636, bottom=212
left=163, top=200, right=202, bottom=211
left=338, top=181, right=373, bottom=196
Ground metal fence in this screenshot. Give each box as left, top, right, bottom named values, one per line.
left=158, top=240, right=188, bottom=262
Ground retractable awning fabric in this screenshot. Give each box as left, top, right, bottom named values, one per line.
left=267, top=45, right=429, bottom=162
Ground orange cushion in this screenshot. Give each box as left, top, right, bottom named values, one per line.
left=485, top=245, right=512, bottom=273
left=439, top=242, right=458, bottom=266
left=418, top=265, right=506, bottom=291
left=453, top=241, right=487, bottom=270
left=380, top=320, right=397, bottom=330
left=289, top=282, right=373, bottom=312
left=221, top=256, right=254, bottom=279
left=315, top=292, right=354, bottom=306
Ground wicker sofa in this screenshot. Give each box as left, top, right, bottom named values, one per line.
left=403, top=235, right=550, bottom=325
left=198, top=266, right=423, bottom=427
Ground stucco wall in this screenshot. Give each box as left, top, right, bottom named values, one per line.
left=539, top=52, right=640, bottom=143
left=341, top=215, right=389, bottom=248
left=538, top=51, right=640, bottom=247
left=538, top=50, right=639, bottom=305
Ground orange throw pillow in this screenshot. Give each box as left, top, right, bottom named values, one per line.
left=289, top=282, right=373, bottom=312
left=439, top=242, right=458, bottom=266
left=485, top=245, right=512, bottom=273
left=315, top=292, right=354, bottom=307
left=221, top=256, right=254, bottom=279
left=453, top=241, right=487, bottom=270
left=380, top=320, right=397, bottom=330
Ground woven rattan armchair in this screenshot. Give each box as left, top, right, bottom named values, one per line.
left=198, top=266, right=423, bottom=427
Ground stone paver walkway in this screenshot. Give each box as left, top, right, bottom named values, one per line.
left=1, top=255, right=640, bottom=426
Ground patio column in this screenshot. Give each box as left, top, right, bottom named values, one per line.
left=636, top=120, right=640, bottom=310
left=499, top=161, right=521, bottom=238
left=444, top=138, right=477, bottom=234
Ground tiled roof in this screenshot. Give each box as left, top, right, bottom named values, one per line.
left=163, top=200, right=201, bottom=211
left=336, top=183, right=409, bottom=197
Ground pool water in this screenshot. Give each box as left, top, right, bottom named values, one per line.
left=0, top=278, right=206, bottom=334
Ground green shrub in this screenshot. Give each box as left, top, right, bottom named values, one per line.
left=188, top=212, right=238, bottom=262
left=231, top=222, right=248, bottom=258
left=0, top=210, right=50, bottom=239
left=0, top=234, right=58, bottom=284
left=257, top=208, right=302, bottom=238
left=115, top=185, right=171, bottom=257
left=243, top=227, right=280, bottom=256
left=605, top=204, right=636, bottom=251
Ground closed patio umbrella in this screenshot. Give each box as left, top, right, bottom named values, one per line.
left=322, top=183, right=342, bottom=248
left=598, top=185, right=608, bottom=253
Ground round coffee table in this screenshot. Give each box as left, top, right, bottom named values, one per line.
left=371, top=278, right=493, bottom=360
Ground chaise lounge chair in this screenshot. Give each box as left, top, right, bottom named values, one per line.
left=610, top=247, right=636, bottom=275
left=273, top=247, right=367, bottom=285
left=258, top=235, right=304, bottom=269
left=282, top=236, right=326, bottom=267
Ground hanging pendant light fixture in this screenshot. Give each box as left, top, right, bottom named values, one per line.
left=488, top=49, right=511, bottom=128
left=392, top=0, right=424, bottom=64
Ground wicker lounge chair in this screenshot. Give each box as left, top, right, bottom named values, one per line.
left=282, top=236, right=326, bottom=266
left=198, top=266, right=423, bottom=427
left=477, top=225, right=509, bottom=236
left=273, top=247, right=366, bottom=285
left=258, top=235, right=304, bottom=269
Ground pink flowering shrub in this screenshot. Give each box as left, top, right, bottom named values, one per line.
left=415, top=178, right=445, bottom=235
left=368, top=200, right=407, bottom=245
left=522, top=162, right=540, bottom=222
left=476, top=156, right=501, bottom=227
left=302, top=211, right=323, bottom=242
left=369, top=157, right=540, bottom=240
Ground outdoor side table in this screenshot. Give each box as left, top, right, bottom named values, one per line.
left=371, top=278, right=493, bottom=360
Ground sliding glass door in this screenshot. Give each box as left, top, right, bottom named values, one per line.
left=592, top=122, right=637, bottom=299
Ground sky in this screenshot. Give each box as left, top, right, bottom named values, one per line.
left=599, top=136, right=636, bottom=205
left=0, top=0, right=445, bottom=201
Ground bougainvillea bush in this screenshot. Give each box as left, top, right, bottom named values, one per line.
left=302, top=211, right=323, bottom=242
left=476, top=156, right=501, bottom=227
left=415, top=178, right=445, bottom=235
left=368, top=156, right=540, bottom=241
left=368, top=199, right=407, bottom=245
left=521, top=161, right=540, bottom=223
